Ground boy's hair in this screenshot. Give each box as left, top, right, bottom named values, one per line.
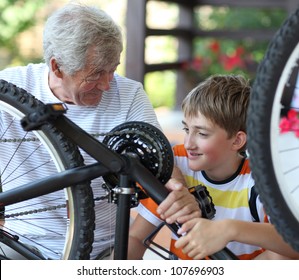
left=182, top=74, right=251, bottom=140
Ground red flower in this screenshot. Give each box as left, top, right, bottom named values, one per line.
left=209, top=41, right=220, bottom=54
left=180, top=40, right=255, bottom=83
left=236, top=46, right=245, bottom=56
left=191, top=56, right=204, bottom=71
left=222, top=52, right=244, bottom=71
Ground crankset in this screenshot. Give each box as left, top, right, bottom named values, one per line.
left=102, top=121, right=174, bottom=191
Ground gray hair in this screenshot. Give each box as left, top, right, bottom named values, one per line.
left=43, top=3, right=123, bottom=75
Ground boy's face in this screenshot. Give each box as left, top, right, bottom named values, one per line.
left=182, top=113, right=237, bottom=180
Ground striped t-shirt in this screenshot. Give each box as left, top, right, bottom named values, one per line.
left=138, top=144, right=267, bottom=260
left=0, top=63, right=161, bottom=259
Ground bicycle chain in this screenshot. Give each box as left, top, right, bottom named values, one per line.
left=2, top=128, right=162, bottom=218
left=4, top=204, right=67, bottom=218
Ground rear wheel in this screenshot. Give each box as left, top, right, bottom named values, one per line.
left=0, top=79, right=95, bottom=259
left=247, top=9, right=299, bottom=251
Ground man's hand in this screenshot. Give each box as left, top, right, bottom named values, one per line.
left=156, top=178, right=201, bottom=224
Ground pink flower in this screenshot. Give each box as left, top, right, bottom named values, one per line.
left=287, top=109, right=298, bottom=119
left=280, top=117, right=292, bottom=133
left=279, top=109, right=299, bottom=137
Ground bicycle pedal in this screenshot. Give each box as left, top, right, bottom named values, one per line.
left=21, top=103, right=67, bottom=131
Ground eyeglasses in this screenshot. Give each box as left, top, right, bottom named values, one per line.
left=82, top=70, right=107, bottom=84
left=58, top=64, right=118, bottom=87
left=82, top=65, right=119, bottom=85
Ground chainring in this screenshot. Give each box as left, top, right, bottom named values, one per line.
left=102, top=121, right=174, bottom=187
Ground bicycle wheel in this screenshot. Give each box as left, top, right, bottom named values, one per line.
left=247, top=8, right=299, bottom=251
left=0, top=80, right=95, bottom=259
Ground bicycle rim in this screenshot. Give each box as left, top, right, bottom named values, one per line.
left=248, top=9, right=299, bottom=251
left=0, top=80, right=94, bottom=259
left=271, top=44, right=299, bottom=221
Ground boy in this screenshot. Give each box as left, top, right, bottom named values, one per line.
left=128, top=74, right=299, bottom=260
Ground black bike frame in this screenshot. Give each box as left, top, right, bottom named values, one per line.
left=0, top=113, right=170, bottom=260
left=0, top=108, right=237, bottom=260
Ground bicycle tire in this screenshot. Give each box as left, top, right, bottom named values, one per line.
left=0, top=79, right=95, bottom=259
left=247, top=9, right=299, bottom=251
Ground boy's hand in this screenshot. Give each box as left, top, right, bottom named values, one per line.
left=175, top=218, right=230, bottom=259
left=156, top=178, right=201, bottom=224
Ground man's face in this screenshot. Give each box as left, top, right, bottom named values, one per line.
left=54, top=46, right=121, bottom=106
left=61, top=63, right=119, bottom=106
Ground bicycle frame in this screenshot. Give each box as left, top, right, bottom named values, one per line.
left=0, top=103, right=237, bottom=260
left=0, top=109, right=170, bottom=260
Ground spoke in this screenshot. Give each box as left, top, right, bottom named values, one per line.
left=279, top=146, right=299, bottom=153
left=0, top=133, right=28, bottom=178
left=1, top=142, right=43, bottom=184
left=284, top=165, right=299, bottom=175
left=0, top=116, right=16, bottom=139
left=2, top=159, right=54, bottom=186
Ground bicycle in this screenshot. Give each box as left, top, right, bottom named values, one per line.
left=247, top=7, right=299, bottom=253
left=0, top=79, right=237, bottom=260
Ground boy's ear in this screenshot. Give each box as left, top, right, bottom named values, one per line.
left=50, top=58, right=63, bottom=78
left=232, top=131, right=247, bottom=151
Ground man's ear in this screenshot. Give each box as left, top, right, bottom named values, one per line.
left=232, top=131, right=247, bottom=151
left=50, top=58, right=63, bottom=79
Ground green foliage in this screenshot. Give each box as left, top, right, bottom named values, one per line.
left=187, top=7, right=288, bottom=83
left=145, top=71, right=176, bottom=108
left=0, top=0, right=42, bottom=41
left=147, top=6, right=288, bottom=109
left=195, top=7, right=287, bottom=30
left=189, top=39, right=255, bottom=82
left=193, top=7, right=287, bottom=70
left=0, top=2, right=290, bottom=111
left=0, top=0, right=45, bottom=66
